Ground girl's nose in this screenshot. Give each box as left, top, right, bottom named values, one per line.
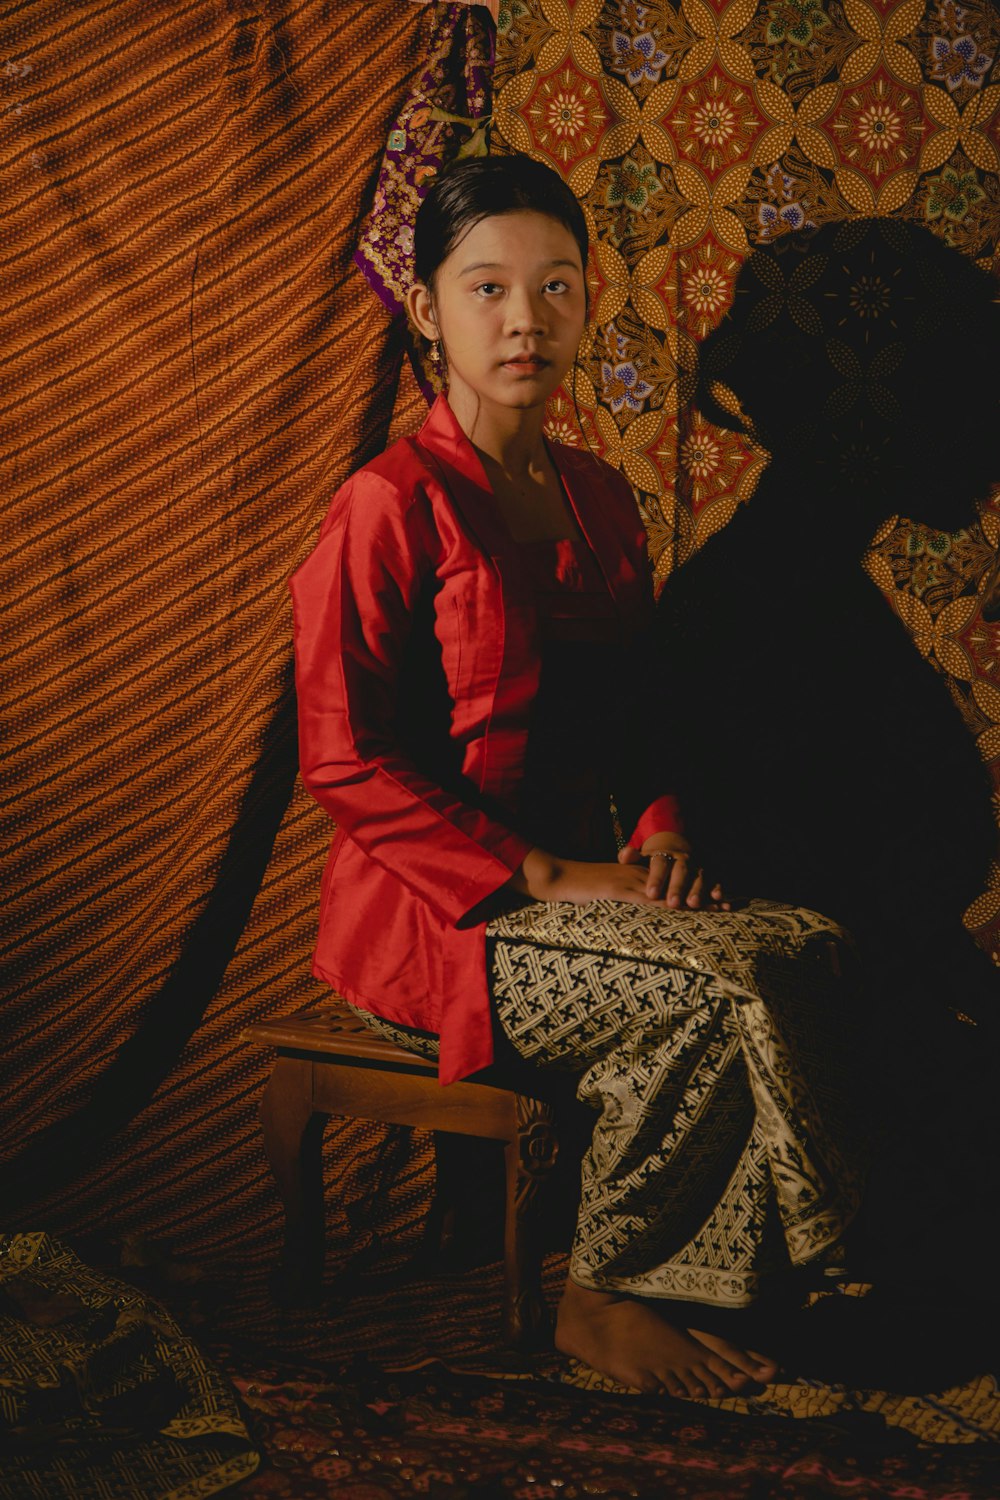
left=505, top=289, right=546, bottom=335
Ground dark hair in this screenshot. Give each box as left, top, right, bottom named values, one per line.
left=413, top=153, right=589, bottom=288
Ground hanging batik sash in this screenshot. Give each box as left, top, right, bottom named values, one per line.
left=355, top=3, right=494, bottom=397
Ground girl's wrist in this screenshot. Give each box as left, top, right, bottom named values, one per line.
left=639, top=833, right=692, bottom=858
left=509, top=847, right=562, bottom=898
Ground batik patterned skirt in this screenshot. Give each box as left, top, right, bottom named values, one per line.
left=358, top=898, right=867, bottom=1310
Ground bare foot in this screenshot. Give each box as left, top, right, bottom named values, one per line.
left=555, top=1278, right=773, bottom=1399
left=687, top=1327, right=780, bottom=1384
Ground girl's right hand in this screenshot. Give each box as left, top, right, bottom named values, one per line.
left=508, top=848, right=670, bottom=908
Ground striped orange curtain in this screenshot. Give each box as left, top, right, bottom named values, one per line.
left=0, top=1, right=456, bottom=1254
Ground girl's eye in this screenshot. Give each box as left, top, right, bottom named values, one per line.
left=544, top=279, right=569, bottom=294
left=475, top=282, right=502, bottom=297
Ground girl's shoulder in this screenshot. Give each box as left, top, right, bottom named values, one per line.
left=338, top=432, right=439, bottom=502
left=318, top=433, right=443, bottom=536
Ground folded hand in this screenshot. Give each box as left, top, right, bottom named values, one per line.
left=620, top=835, right=730, bottom=910
left=510, top=841, right=730, bottom=911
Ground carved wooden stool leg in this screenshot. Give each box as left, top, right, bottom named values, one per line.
left=260, top=1056, right=327, bottom=1305
left=502, top=1093, right=559, bottom=1349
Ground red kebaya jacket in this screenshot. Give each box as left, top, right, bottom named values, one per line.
left=290, top=396, right=682, bottom=1084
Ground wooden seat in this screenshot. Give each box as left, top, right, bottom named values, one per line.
left=244, top=1003, right=583, bottom=1349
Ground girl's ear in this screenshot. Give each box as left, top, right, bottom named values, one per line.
left=406, top=282, right=438, bottom=342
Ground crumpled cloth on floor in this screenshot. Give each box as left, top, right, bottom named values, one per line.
left=0, top=1232, right=258, bottom=1500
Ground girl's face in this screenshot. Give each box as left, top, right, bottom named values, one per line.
left=407, top=210, right=587, bottom=419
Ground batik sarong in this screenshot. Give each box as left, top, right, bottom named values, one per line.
left=357, top=898, right=867, bottom=1309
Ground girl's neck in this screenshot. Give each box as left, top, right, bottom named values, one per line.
left=446, top=386, right=548, bottom=481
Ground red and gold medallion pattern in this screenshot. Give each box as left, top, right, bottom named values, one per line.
left=525, top=63, right=613, bottom=168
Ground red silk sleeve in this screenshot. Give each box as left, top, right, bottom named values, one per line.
left=629, top=794, right=686, bottom=849
left=290, top=471, right=532, bottom=928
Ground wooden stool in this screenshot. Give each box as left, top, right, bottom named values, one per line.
left=244, top=1004, right=578, bottom=1348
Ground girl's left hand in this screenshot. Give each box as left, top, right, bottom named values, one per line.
left=618, top=836, right=730, bottom=910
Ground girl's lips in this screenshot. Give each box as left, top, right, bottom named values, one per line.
left=502, top=356, right=548, bottom=373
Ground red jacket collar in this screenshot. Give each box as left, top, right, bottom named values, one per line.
left=415, top=395, right=643, bottom=611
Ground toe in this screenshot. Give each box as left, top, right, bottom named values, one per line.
left=681, top=1367, right=713, bottom=1399
left=709, top=1359, right=750, bottom=1392
left=696, top=1367, right=727, bottom=1398
left=695, top=1332, right=773, bottom=1382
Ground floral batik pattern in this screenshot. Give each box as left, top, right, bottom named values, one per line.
left=492, top=0, right=1000, bottom=966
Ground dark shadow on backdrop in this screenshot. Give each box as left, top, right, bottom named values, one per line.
left=656, top=217, right=1000, bottom=1287
left=659, top=217, right=997, bottom=1006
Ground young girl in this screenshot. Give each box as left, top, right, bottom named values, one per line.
left=290, top=153, right=863, bottom=1399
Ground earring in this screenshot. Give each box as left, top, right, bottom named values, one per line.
left=429, top=339, right=440, bottom=366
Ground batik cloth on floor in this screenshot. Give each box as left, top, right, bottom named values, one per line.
left=361, top=897, right=867, bottom=1310
left=0, top=1232, right=258, bottom=1500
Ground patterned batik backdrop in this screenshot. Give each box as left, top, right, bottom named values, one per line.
left=492, top=0, right=1000, bottom=961
left=0, top=1, right=490, bottom=1260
